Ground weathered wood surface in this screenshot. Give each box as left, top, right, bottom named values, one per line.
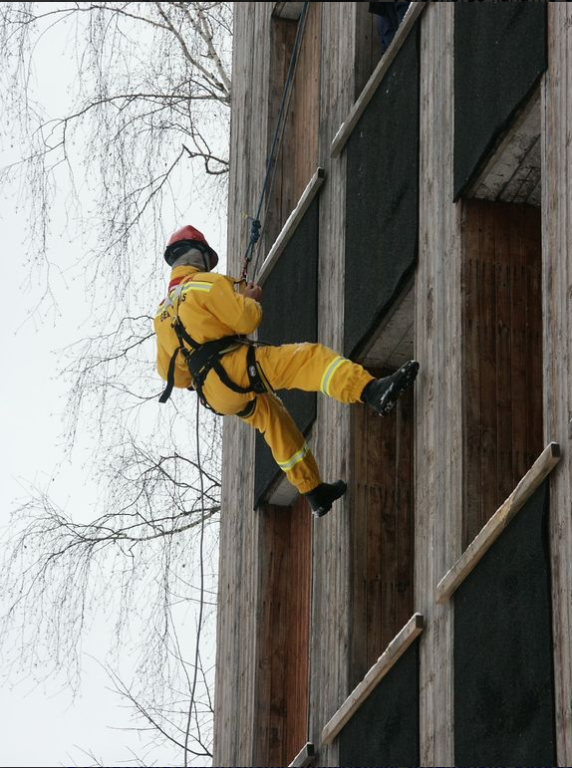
left=437, top=442, right=561, bottom=605
left=349, top=387, right=415, bottom=687
left=260, top=2, right=321, bottom=273
left=462, top=199, right=544, bottom=546
left=415, top=5, right=461, bottom=766
left=307, top=5, right=368, bottom=767
left=215, top=4, right=323, bottom=765
left=362, top=283, right=415, bottom=371
left=353, top=1, right=381, bottom=99
left=542, top=4, right=572, bottom=763
left=214, top=5, right=274, bottom=765
left=254, top=498, right=312, bottom=767
left=471, top=90, right=541, bottom=207
left=321, top=613, right=424, bottom=746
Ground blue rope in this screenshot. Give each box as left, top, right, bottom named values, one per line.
left=242, top=217, right=261, bottom=277
left=241, top=1, right=310, bottom=280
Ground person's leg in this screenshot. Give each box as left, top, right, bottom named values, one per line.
left=239, top=392, right=347, bottom=516
left=255, top=343, right=374, bottom=404
left=255, top=342, right=419, bottom=418
left=240, top=392, right=321, bottom=494
left=376, top=3, right=399, bottom=52
left=396, top=1, right=410, bottom=25
left=375, top=1, right=409, bottom=53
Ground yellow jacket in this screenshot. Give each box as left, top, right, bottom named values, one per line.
left=154, top=266, right=263, bottom=389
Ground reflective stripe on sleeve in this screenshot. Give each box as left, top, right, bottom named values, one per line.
left=320, top=356, right=348, bottom=396
left=180, top=281, right=212, bottom=294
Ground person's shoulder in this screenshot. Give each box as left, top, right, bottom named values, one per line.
left=207, top=272, right=241, bottom=291
left=182, top=270, right=222, bottom=288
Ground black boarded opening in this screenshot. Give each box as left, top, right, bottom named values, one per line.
left=338, top=639, right=420, bottom=767
left=454, top=482, right=556, bottom=765
left=454, top=2, right=547, bottom=200
left=253, top=198, right=318, bottom=507
left=344, top=23, right=419, bottom=360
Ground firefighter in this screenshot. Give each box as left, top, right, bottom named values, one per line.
left=154, top=225, right=419, bottom=517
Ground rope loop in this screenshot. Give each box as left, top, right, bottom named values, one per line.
left=249, top=217, right=261, bottom=245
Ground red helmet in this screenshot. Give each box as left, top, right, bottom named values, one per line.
left=164, top=225, right=219, bottom=269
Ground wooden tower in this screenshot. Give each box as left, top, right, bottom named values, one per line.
left=214, top=3, right=572, bottom=766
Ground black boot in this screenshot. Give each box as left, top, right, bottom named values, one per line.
left=362, top=360, right=419, bottom=417
left=304, top=480, right=347, bottom=518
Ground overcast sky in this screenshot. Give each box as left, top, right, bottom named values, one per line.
left=0, top=196, right=142, bottom=767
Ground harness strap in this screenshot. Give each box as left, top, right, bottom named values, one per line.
left=246, top=344, right=270, bottom=395
left=159, top=320, right=270, bottom=410
left=159, top=347, right=180, bottom=404
left=158, top=272, right=271, bottom=409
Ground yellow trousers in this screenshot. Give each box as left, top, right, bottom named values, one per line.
left=201, top=343, right=374, bottom=494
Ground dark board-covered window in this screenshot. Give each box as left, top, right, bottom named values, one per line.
left=455, top=482, right=556, bottom=765
left=254, top=199, right=319, bottom=506
left=338, top=639, right=420, bottom=766
left=344, top=24, right=419, bottom=360
left=454, top=3, right=547, bottom=199
left=349, top=389, right=415, bottom=688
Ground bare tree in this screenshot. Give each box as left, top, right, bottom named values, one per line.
left=0, top=2, right=232, bottom=764
left=1, top=405, right=222, bottom=764
left=0, top=1, right=231, bottom=279
left=71, top=629, right=215, bottom=767
left=1, top=403, right=221, bottom=755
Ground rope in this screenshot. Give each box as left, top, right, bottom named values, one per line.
left=240, top=1, right=311, bottom=282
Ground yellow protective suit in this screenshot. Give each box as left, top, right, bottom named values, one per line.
left=154, top=266, right=374, bottom=494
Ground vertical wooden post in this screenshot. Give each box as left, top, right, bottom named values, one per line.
left=542, top=4, right=572, bottom=762
left=308, top=5, right=359, bottom=768
left=415, top=5, right=462, bottom=765
left=215, top=3, right=274, bottom=764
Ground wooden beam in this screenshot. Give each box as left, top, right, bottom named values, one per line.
left=436, top=442, right=561, bottom=605
left=330, top=3, right=427, bottom=159
left=415, top=7, right=460, bottom=763
left=542, top=6, right=572, bottom=762
left=321, top=613, right=424, bottom=746
left=256, top=166, right=325, bottom=286
left=288, top=742, right=315, bottom=768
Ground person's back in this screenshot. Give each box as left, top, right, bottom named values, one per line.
left=155, top=262, right=261, bottom=389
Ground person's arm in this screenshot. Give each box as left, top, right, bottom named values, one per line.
left=242, top=282, right=262, bottom=301
left=208, top=277, right=263, bottom=335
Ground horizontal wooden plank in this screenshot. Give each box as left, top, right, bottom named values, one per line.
left=436, top=441, right=561, bottom=604
left=330, top=2, right=427, bottom=158
left=321, top=612, right=424, bottom=746
left=256, top=166, right=325, bottom=286
left=288, top=741, right=315, bottom=768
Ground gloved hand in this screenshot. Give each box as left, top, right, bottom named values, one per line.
left=243, top=282, right=262, bottom=301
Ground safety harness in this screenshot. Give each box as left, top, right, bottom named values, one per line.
left=158, top=279, right=268, bottom=414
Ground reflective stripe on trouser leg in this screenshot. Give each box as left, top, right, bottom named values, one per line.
left=239, top=392, right=321, bottom=494
left=255, top=343, right=374, bottom=403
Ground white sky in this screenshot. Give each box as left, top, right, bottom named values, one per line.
left=0, top=11, right=227, bottom=767
left=0, top=205, right=144, bottom=767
